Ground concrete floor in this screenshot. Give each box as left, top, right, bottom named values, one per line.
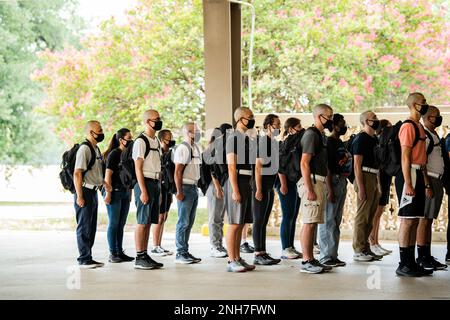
left=0, top=231, right=449, bottom=300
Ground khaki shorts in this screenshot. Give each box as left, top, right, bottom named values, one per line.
left=297, top=178, right=326, bottom=224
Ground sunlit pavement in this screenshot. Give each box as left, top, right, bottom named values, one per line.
left=0, top=231, right=449, bottom=300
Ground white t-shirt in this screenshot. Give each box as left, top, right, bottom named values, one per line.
left=132, top=133, right=161, bottom=178
left=75, top=144, right=104, bottom=186
left=425, top=128, right=444, bottom=175
left=174, top=142, right=201, bottom=182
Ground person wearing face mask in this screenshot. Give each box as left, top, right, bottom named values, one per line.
left=132, top=109, right=164, bottom=270
left=416, top=106, right=448, bottom=271
left=150, top=129, right=176, bottom=257
left=102, top=128, right=135, bottom=263
left=298, top=104, right=334, bottom=274
left=225, top=107, right=257, bottom=272
left=351, top=111, right=383, bottom=262
left=318, top=114, right=349, bottom=268
left=73, top=120, right=111, bottom=268
left=174, top=122, right=203, bottom=264
left=277, top=117, right=303, bottom=260
left=252, top=114, right=282, bottom=266
left=394, top=92, right=433, bottom=277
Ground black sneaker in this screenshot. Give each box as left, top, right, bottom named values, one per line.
left=416, top=256, right=434, bottom=271
left=428, top=256, right=447, bottom=270
left=134, top=254, right=163, bottom=270
left=254, top=253, right=280, bottom=266
left=334, top=258, right=346, bottom=267
left=364, top=249, right=383, bottom=261
left=240, top=242, right=255, bottom=253
left=108, top=254, right=123, bottom=263
left=316, top=260, right=332, bottom=272
left=264, top=253, right=281, bottom=265
left=412, top=262, right=433, bottom=276
left=321, top=259, right=338, bottom=267
left=188, top=253, right=202, bottom=263
left=79, top=260, right=104, bottom=269
left=118, top=251, right=135, bottom=262
left=396, top=263, right=423, bottom=277
left=446, top=254, right=450, bottom=264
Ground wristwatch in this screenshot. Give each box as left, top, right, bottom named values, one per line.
left=425, top=184, right=432, bottom=189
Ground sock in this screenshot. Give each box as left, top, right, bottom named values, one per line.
left=137, top=250, right=147, bottom=257
left=408, top=246, right=416, bottom=265
left=425, top=244, right=431, bottom=257
left=399, top=247, right=409, bottom=266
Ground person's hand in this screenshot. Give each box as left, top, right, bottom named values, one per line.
left=104, top=181, right=112, bottom=193
left=425, top=187, right=433, bottom=199
left=104, top=193, right=112, bottom=205
left=176, top=192, right=185, bottom=201
left=280, top=183, right=288, bottom=195
left=140, top=191, right=149, bottom=205
left=232, top=191, right=241, bottom=203
left=307, top=189, right=317, bottom=201
left=405, top=183, right=415, bottom=197
left=76, top=196, right=85, bottom=208
left=255, top=189, right=263, bottom=202
left=358, top=188, right=366, bottom=202
left=327, top=190, right=336, bottom=203
left=215, top=187, right=224, bottom=199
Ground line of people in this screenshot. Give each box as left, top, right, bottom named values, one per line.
left=66, top=93, right=450, bottom=276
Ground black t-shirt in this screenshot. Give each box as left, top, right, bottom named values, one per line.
left=352, top=131, right=379, bottom=169
left=251, top=135, right=278, bottom=191
left=301, top=127, right=328, bottom=177
left=106, top=148, right=126, bottom=190
left=226, top=130, right=256, bottom=171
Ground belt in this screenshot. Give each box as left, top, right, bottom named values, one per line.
left=311, top=174, right=326, bottom=182
left=144, top=172, right=161, bottom=180
left=182, top=178, right=198, bottom=185
left=237, top=169, right=252, bottom=176
left=428, top=171, right=443, bottom=179
left=82, top=183, right=101, bottom=191
left=411, top=164, right=425, bottom=171
left=362, top=166, right=379, bottom=174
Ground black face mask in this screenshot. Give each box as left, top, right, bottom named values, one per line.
left=149, top=120, right=163, bottom=131
left=338, top=126, right=348, bottom=136
left=241, top=118, right=255, bottom=129
left=415, top=103, right=429, bottom=116
left=167, top=140, right=176, bottom=148
left=367, top=119, right=380, bottom=131
left=91, top=131, right=105, bottom=143
left=431, top=116, right=443, bottom=127
left=320, top=115, right=334, bottom=132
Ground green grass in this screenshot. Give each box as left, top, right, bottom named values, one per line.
left=0, top=208, right=209, bottom=232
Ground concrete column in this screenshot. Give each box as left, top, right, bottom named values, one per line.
left=203, top=0, right=241, bottom=131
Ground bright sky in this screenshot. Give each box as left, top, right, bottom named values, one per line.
left=77, top=0, right=138, bottom=32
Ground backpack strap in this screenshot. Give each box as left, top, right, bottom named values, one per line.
left=81, top=140, right=97, bottom=172
left=424, top=130, right=440, bottom=155
left=137, top=133, right=161, bottom=159
left=403, top=119, right=424, bottom=148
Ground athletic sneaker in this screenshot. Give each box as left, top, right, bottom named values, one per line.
left=364, top=249, right=383, bottom=261
left=313, top=244, right=320, bottom=254
left=418, top=256, right=447, bottom=271
left=134, top=255, right=163, bottom=270
left=300, top=259, right=324, bottom=274
left=353, top=252, right=373, bottom=262
left=211, top=247, right=228, bottom=258
left=396, top=263, right=423, bottom=277
left=333, top=258, right=347, bottom=267
left=321, top=259, right=338, bottom=267
left=188, top=253, right=202, bottom=263
left=151, top=246, right=168, bottom=257
left=412, top=262, right=434, bottom=276
left=160, top=246, right=174, bottom=255
left=109, top=254, right=123, bottom=263
left=378, top=244, right=392, bottom=254
left=238, top=258, right=256, bottom=271
left=175, top=252, right=195, bottom=264
left=227, top=260, right=247, bottom=273
left=240, top=242, right=255, bottom=253
left=429, top=256, right=448, bottom=270
left=281, top=247, right=300, bottom=259
left=254, top=253, right=281, bottom=266
left=118, top=251, right=135, bottom=262
left=79, top=260, right=104, bottom=269
left=370, top=245, right=388, bottom=257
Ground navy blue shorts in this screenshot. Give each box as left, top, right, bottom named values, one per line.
left=134, top=179, right=160, bottom=225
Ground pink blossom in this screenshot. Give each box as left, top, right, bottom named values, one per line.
left=339, top=78, right=349, bottom=88
left=354, top=95, right=364, bottom=105
left=391, top=80, right=402, bottom=88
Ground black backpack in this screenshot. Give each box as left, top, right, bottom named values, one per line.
left=179, top=142, right=211, bottom=195
left=161, top=149, right=177, bottom=194
left=344, top=133, right=357, bottom=183
left=443, top=134, right=450, bottom=194
left=59, top=140, right=96, bottom=193
left=278, top=129, right=305, bottom=183
left=214, top=134, right=229, bottom=186
left=119, top=133, right=161, bottom=189
left=382, top=120, right=422, bottom=177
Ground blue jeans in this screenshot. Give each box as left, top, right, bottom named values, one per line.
left=104, top=190, right=131, bottom=254
left=176, top=184, right=199, bottom=254
left=74, top=188, right=98, bottom=263
left=319, top=175, right=347, bottom=262
left=277, top=180, right=300, bottom=250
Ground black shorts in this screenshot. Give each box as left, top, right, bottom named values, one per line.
left=395, top=169, right=425, bottom=218
left=226, top=175, right=253, bottom=225
left=160, top=188, right=173, bottom=213
left=379, top=170, right=392, bottom=206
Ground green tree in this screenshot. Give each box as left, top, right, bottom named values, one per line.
left=0, top=0, right=84, bottom=164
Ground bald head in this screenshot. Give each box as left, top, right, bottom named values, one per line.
left=143, top=109, right=159, bottom=124
left=313, top=104, right=332, bottom=117
left=360, top=111, right=375, bottom=126
left=234, top=107, right=253, bottom=122
left=406, top=92, right=426, bottom=108
left=85, top=120, right=101, bottom=134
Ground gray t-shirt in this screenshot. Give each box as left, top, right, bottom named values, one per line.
left=301, top=128, right=328, bottom=177
left=75, top=144, right=104, bottom=186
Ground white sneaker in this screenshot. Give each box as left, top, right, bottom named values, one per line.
left=210, top=247, right=227, bottom=258
left=292, top=247, right=303, bottom=258
left=370, top=245, right=388, bottom=256
left=160, top=246, right=174, bottom=255
left=353, top=252, right=373, bottom=262
left=377, top=244, right=392, bottom=254
left=150, top=246, right=168, bottom=257
left=281, top=247, right=300, bottom=259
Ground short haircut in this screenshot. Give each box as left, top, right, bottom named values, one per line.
left=424, top=105, right=439, bottom=118
left=158, top=129, right=171, bottom=140
left=182, top=122, right=196, bottom=133
left=359, top=110, right=374, bottom=126
left=333, top=113, right=344, bottom=123
left=85, top=120, right=100, bottom=133
left=143, top=109, right=158, bottom=123
left=406, top=92, right=424, bottom=108
left=263, top=114, right=279, bottom=129
left=234, top=107, right=252, bottom=122
left=312, top=104, right=332, bottom=117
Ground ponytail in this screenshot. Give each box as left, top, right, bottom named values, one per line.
left=103, top=128, right=130, bottom=159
